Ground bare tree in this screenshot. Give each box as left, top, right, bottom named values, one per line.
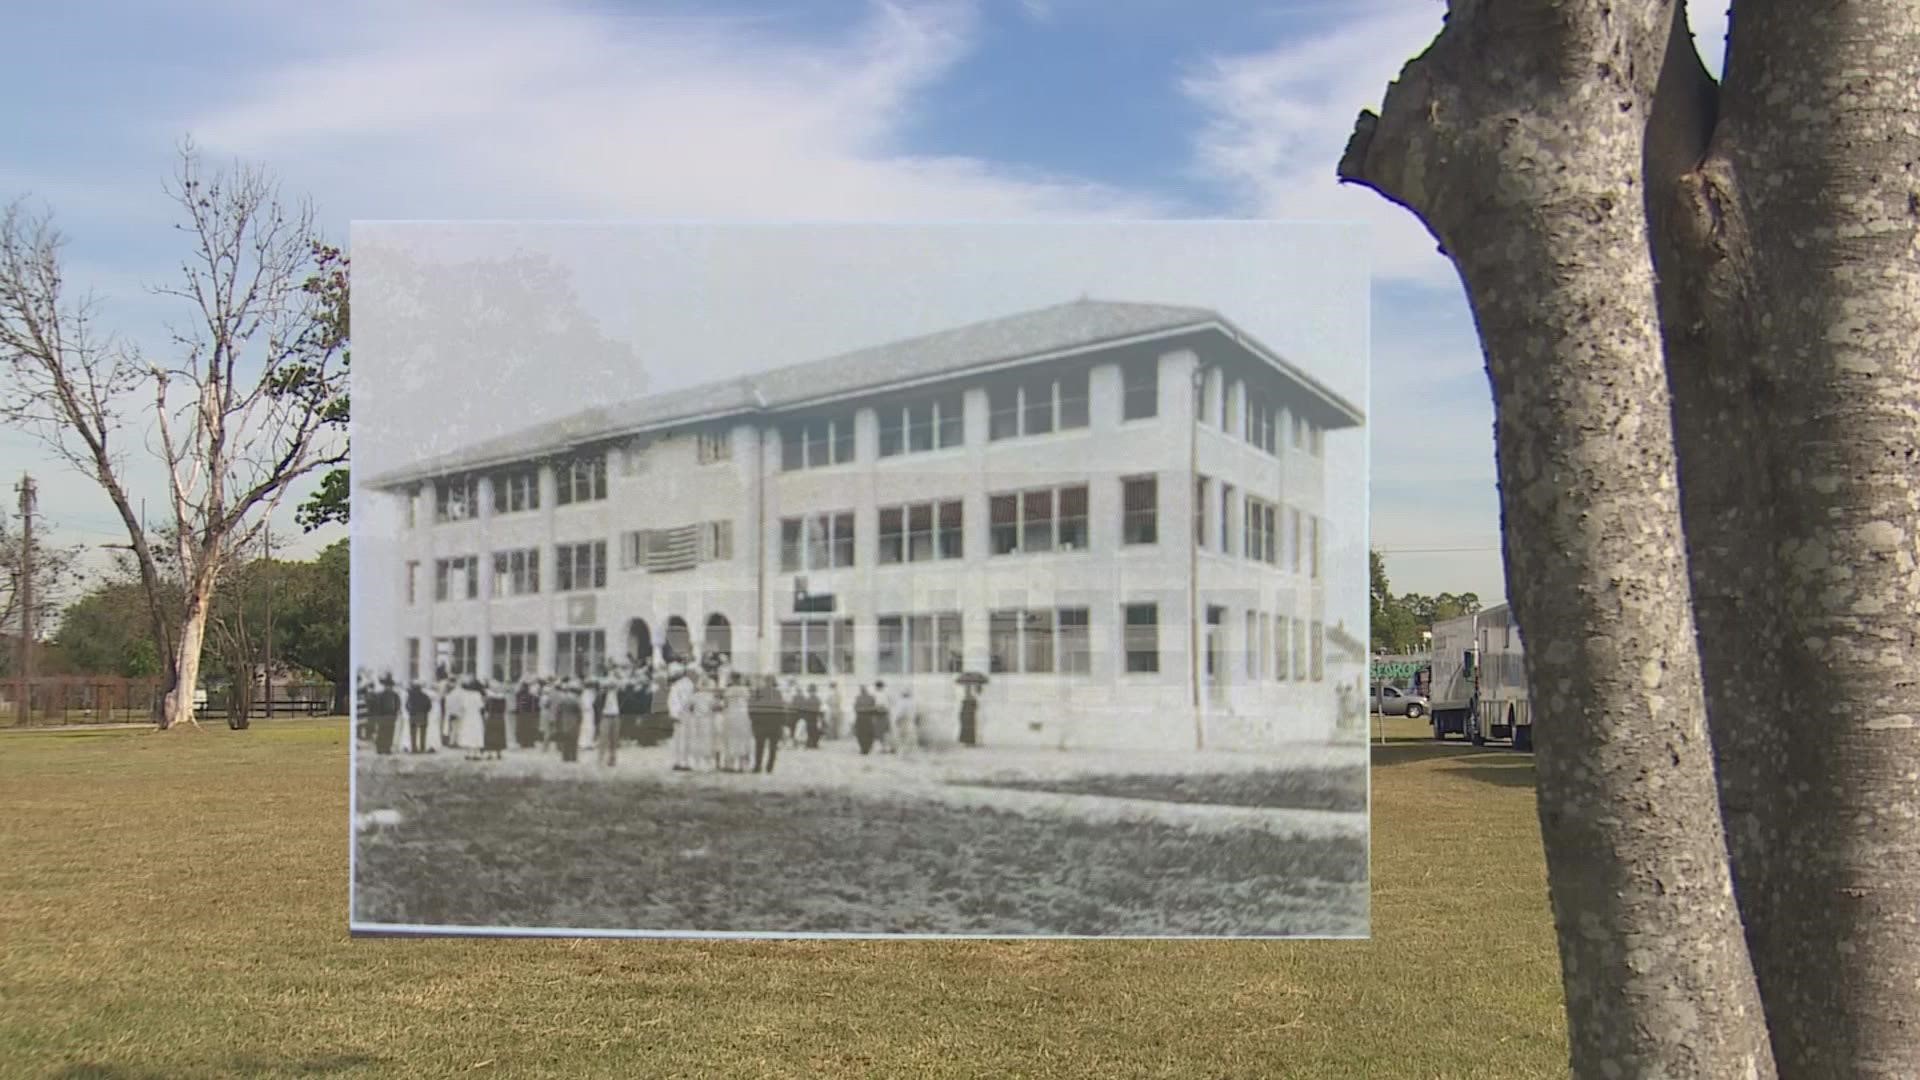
left=1339, top=2, right=1918, bottom=1077
left=0, top=142, right=346, bottom=730
left=0, top=514, right=83, bottom=657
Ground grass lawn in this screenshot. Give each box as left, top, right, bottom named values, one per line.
left=0, top=716, right=1565, bottom=1078
left=353, top=766, right=1366, bottom=937
left=966, top=764, right=1369, bottom=814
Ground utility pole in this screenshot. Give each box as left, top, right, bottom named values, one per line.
left=263, top=521, right=273, bottom=725
left=15, top=474, right=35, bottom=726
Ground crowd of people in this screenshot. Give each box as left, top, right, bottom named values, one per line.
left=354, top=651, right=931, bottom=775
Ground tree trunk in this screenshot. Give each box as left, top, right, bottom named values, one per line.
left=161, top=575, right=219, bottom=731
left=1339, top=2, right=1774, bottom=1076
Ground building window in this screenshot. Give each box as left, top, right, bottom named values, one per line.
left=879, top=499, right=963, bottom=565
left=490, top=633, right=539, bottom=682
left=1122, top=358, right=1158, bottom=420
left=1220, top=376, right=1230, bottom=429
left=987, top=606, right=1089, bottom=675
left=1259, top=613, right=1272, bottom=680
left=555, top=541, right=607, bottom=592
left=435, top=636, right=479, bottom=678
left=879, top=393, right=964, bottom=458
left=406, top=638, right=420, bottom=681
left=1221, top=483, right=1234, bottom=555
left=492, top=548, right=541, bottom=596
left=1293, top=616, right=1307, bottom=681
left=699, top=520, right=734, bottom=563
left=1311, top=516, right=1322, bottom=579
left=988, top=484, right=1089, bottom=557
left=781, top=416, right=855, bottom=471
left=697, top=430, right=731, bottom=464
left=555, top=453, right=607, bottom=505
left=1123, top=604, right=1159, bottom=674
left=1122, top=475, right=1157, bottom=545
left=621, top=439, right=649, bottom=476
left=780, top=512, right=853, bottom=572
left=1291, top=508, right=1304, bottom=573
left=434, top=476, right=479, bottom=523
left=1275, top=614, right=1289, bottom=680
left=881, top=612, right=963, bottom=674
left=554, top=630, right=606, bottom=678
left=1195, top=476, right=1209, bottom=548
left=406, top=492, right=417, bottom=529
left=434, top=556, right=478, bottom=601
left=405, top=561, right=419, bottom=605
left=1310, top=423, right=1324, bottom=457
left=1246, top=497, right=1277, bottom=565
left=1293, top=411, right=1307, bottom=450
left=778, top=619, right=853, bottom=676
left=491, top=468, right=540, bottom=514
left=988, top=371, right=1090, bottom=442
left=1245, top=610, right=1258, bottom=679
left=1248, top=392, right=1275, bottom=454
left=1311, top=620, right=1325, bottom=681
left=1264, top=504, right=1278, bottom=563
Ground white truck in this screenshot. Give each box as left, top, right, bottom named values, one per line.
left=1427, top=604, right=1532, bottom=751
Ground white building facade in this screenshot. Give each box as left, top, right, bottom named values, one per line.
left=365, top=301, right=1363, bottom=751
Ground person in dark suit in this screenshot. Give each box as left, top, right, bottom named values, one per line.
left=749, top=675, right=786, bottom=774
left=513, top=680, right=540, bottom=749
left=553, top=681, right=585, bottom=763
left=802, top=684, right=824, bottom=749
left=405, top=680, right=433, bottom=753
left=370, top=674, right=401, bottom=755
left=853, top=684, right=878, bottom=756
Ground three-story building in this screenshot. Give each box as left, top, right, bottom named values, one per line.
left=364, top=299, right=1363, bottom=750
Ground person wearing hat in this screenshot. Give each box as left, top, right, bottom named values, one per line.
left=455, top=677, right=487, bottom=760
left=596, top=675, right=623, bottom=768
left=369, top=674, right=401, bottom=755
left=553, top=679, right=585, bottom=763
left=852, top=684, right=879, bottom=755
left=872, top=679, right=895, bottom=753
left=667, top=663, right=696, bottom=771
left=512, top=679, right=540, bottom=749
left=404, top=678, right=433, bottom=754
left=721, top=672, right=753, bottom=772
left=749, top=674, right=786, bottom=774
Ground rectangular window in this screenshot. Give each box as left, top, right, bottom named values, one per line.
left=781, top=428, right=804, bottom=472
left=436, top=636, right=479, bottom=678
left=1059, top=608, right=1091, bottom=675
left=554, top=630, right=606, bottom=679
left=490, top=633, right=539, bottom=683
left=806, top=514, right=831, bottom=572
left=936, top=392, right=963, bottom=448
left=907, top=502, right=934, bottom=563
left=936, top=612, right=963, bottom=674
left=1293, top=412, right=1307, bottom=450
left=1022, top=489, right=1054, bottom=554
left=877, top=616, right=904, bottom=675
left=405, top=561, right=418, bottom=605
left=1123, top=603, right=1159, bottom=674
left=879, top=407, right=904, bottom=458
left=831, top=512, right=854, bottom=568
left=1221, top=483, right=1234, bottom=555
left=1058, top=369, right=1089, bottom=429
left=776, top=620, right=851, bottom=677
left=1312, top=620, right=1325, bottom=681
left=1265, top=505, right=1278, bottom=564
left=1057, top=484, right=1089, bottom=551
left=908, top=400, right=935, bottom=453
left=491, top=468, right=539, bottom=514
left=989, top=385, right=1020, bottom=441
left=1122, top=358, right=1157, bottom=420
left=555, top=454, right=607, bottom=505
left=834, top=618, right=855, bottom=675
left=697, top=430, right=731, bottom=464
left=1259, top=613, right=1272, bottom=680
left=555, top=541, right=606, bottom=592
left=990, top=494, right=1019, bottom=555
left=1022, top=608, right=1055, bottom=674
left=406, top=492, right=417, bottom=529
left=1122, top=475, right=1157, bottom=545
left=1292, top=508, right=1304, bottom=573
left=879, top=507, right=904, bottom=565
left=1246, top=610, right=1259, bottom=679
left=803, top=620, right=830, bottom=676
left=989, top=610, right=1019, bottom=674
left=1226, top=380, right=1240, bottom=435
left=1293, top=616, right=1307, bottom=681
left=1023, top=376, right=1055, bottom=436
left=407, top=638, right=419, bottom=681
left=910, top=615, right=935, bottom=674
left=1310, top=422, right=1324, bottom=457
left=1311, top=516, right=1322, bottom=579
left=779, top=623, right=803, bottom=676
left=699, top=520, right=734, bottom=563
left=780, top=518, right=803, bottom=573
left=622, top=439, right=648, bottom=475
left=492, top=548, right=540, bottom=597
left=937, top=499, right=963, bottom=560
left=781, top=417, right=855, bottom=471
left=433, top=556, right=478, bottom=601
left=434, top=476, right=479, bottom=522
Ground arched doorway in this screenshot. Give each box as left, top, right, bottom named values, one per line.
left=704, top=613, right=732, bottom=661
left=627, top=618, right=653, bottom=666
left=665, top=616, right=694, bottom=665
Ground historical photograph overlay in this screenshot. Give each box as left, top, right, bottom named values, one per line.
left=349, top=223, right=1371, bottom=938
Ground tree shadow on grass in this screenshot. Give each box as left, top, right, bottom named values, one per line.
left=1370, top=741, right=1537, bottom=790
left=54, top=1053, right=382, bottom=1078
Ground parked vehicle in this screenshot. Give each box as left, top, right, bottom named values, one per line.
left=1371, top=683, right=1428, bottom=718
left=1428, top=604, right=1531, bottom=750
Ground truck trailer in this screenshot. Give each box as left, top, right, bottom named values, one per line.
left=1427, top=604, right=1532, bottom=751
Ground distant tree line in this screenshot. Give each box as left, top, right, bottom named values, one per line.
left=1369, top=550, right=1479, bottom=654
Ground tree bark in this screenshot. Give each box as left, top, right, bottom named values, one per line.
left=162, top=573, right=219, bottom=731
left=1340, top=2, right=1775, bottom=1076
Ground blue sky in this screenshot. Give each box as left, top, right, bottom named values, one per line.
left=0, top=0, right=1731, bottom=609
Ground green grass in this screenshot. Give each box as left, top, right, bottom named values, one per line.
left=965, top=764, right=1370, bottom=814
left=0, top=716, right=1566, bottom=1079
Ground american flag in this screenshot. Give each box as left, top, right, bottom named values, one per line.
left=646, top=524, right=700, bottom=573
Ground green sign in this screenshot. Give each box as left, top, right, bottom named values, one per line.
left=1371, top=659, right=1427, bottom=682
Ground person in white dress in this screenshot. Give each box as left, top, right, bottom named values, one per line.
left=891, top=686, right=918, bottom=757
left=668, top=665, right=697, bottom=772
left=457, top=677, right=487, bottom=758
left=826, top=682, right=845, bottom=741
left=872, top=680, right=895, bottom=753
left=723, top=674, right=754, bottom=772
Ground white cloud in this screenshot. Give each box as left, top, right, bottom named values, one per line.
left=1181, top=2, right=1453, bottom=287
left=191, top=0, right=1173, bottom=222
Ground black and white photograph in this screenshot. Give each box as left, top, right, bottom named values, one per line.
left=349, top=221, right=1371, bottom=938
